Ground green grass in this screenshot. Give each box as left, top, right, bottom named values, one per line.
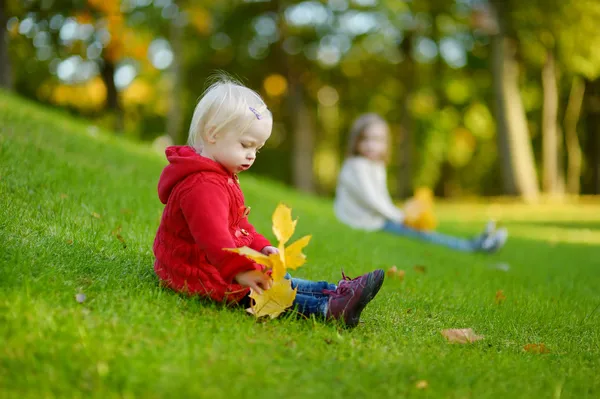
left=1, top=90, right=599, bottom=398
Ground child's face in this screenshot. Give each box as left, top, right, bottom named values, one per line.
left=357, top=123, right=389, bottom=161
left=204, top=118, right=272, bottom=174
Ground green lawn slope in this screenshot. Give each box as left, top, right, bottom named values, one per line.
left=1, top=91, right=599, bottom=398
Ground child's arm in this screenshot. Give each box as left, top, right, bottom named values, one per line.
left=180, top=181, right=261, bottom=283
left=238, top=217, right=271, bottom=252
left=344, top=160, right=404, bottom=222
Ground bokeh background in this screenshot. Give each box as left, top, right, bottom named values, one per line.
left=2, top=0, right=600, bottom=200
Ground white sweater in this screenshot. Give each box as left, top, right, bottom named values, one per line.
left=334, top=157, right=404, bottom=231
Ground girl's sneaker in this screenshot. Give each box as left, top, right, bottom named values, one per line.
left=325, top=269, right=384, bottom=328
left=480, top=228, right=508, bottom=253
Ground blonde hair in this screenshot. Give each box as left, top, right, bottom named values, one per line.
left=187, top=73, right=272, bottom=151
left=346, top=113, right=390, bottom=163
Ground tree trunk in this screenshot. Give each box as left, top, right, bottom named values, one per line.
left=490, top=2, right=539, bottom=201
left=542, top=50, right=561, bottom=195
left=167, top=12, right=184, bottom=144
left=289, top=79, right=315, bottom=193
left=100, top=60, right=123, bottom=132
left=275, top=0, right=315, bottom=193
left=397, top=32, right=415, bottom=199
left=0, top=0, right=12, bottom=89
left=564, top=76, right=585, bottom=194
left=584, top=79, right=600, bottom=194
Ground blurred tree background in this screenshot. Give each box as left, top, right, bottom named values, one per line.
left=2, top=0, right=600, bottom=200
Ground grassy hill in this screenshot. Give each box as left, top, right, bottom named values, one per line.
left=1, top=91, right=599, bottom=398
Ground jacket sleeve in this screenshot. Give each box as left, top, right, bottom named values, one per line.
left=343, top=160, right=404, bottom=223
left=239, top=217, right=271, bottom=251
left=180, top=180, right=260, bottom=283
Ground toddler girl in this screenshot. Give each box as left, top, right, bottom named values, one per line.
left=153, top=76, right=384, bottom=328
left=334, top=113, right=508, bottom=253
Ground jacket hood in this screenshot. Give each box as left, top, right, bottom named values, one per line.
left=157, top=146, right=230, bottom=204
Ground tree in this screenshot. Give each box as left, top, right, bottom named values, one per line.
left=564, top=77, right=585, bottom=194
left=0, top=0, right=12, bottom=89
left=488, top=0, right=540, bottom=200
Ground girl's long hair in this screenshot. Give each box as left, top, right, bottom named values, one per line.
left=345, top=113, right=390, bottom=163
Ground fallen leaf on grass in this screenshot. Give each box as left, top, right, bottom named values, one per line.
left=441, top=328, right=484, bottom=344
left=523, top=343, right=550, bottom=354
left=413, top=265, right=426, bottom=273
left=387, top=265, right=397, bottom=278
left=111, top=225, right=127, bottom=248
left=386, top=266, right=405, bottom=281
left=495, top=290, right=506, bottom=304
left=246, top=278, right=297, bottom=319
left=65, top=239, right=73, bottom=245
left=415, top=380, right=428, bottom=389
left=91, top=212, right=101, bottom=219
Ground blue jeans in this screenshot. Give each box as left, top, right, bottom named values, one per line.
left=382, top=220, right=481, bottom=252
left=286, top=273, right=336, bottom=318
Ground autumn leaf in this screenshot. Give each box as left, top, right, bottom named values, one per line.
left=269, top=253, right=286, bottom=282
left=495, top=290, right=506, bottom=304
left=414, top=265, right=427, bottom=273
left=386, top=266, right=405, bottom=281
left=91, top=212, right=102, bottom=219
left=415, top=380, right=428, bottom=389
left=226, top=204, right=310, bottom=319
left=247, top=278, right=297, bottom=319
left=284, top=235, right=311, bottom=270
left=225, top=247, right=273, bottom=268
left=523, top=343, right=550, bottom=354
left=441, top=328, right=484, bottom=344
left=387, top=266, right=398, bottom=278
left=272, top=203, right=297, bottom=245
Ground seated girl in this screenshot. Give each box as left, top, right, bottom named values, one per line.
left=334, top=113, right=507, bottom=253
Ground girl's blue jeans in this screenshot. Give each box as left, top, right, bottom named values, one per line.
left=241, top=274, right=336, bottom=318
left=382, top=220, right=480, bottom=252
left=286, top=274, right=336, bottom=318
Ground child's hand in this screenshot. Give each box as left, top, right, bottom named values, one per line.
left=261, top=245, right=279, bottom=256
left=234, top=270, right=272, bottom=294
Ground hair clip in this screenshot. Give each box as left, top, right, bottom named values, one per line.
left=249, top=107, right=262, bottom=120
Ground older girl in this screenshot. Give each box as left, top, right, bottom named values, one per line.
left=334, top=113, right=507, bottom=253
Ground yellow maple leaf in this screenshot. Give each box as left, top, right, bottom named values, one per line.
left=247, top=279, right=297, bottom=319
left=224, top=248, right=287, bottom=282
left=272, top=203, right=297, bottom=245
left=269, top=253, right=286, bottom=282
left=225, top=247, right=273, bottom=268
left=224, top=203, right=309, bottom=319
left=283, top=235, right=311, bottom=270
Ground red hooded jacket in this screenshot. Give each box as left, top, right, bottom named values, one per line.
left=153, top=146, right=271, bottom=303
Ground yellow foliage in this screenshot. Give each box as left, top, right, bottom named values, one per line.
left=49, top=77, right=106, bottom=112
left=263, top=74, right=288, bottom=97
left=272, top=203, right=297, bottom=245
left=403, top=187, right=438, bottom=231
left=225, top=204, right=311, bottom=319
left=122, top=79, right=153, bottom=105
left=247, top=279, right=297, bottom=319
left=187, top=6, right=213, bottom=35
